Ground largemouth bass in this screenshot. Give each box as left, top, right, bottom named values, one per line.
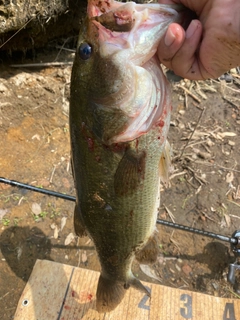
left=70, top=0, right=183, bottom=312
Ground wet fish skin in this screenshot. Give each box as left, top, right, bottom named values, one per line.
left=70, top=0, right=182, bottom=312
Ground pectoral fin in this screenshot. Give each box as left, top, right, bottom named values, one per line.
left=159, top=140, right=172, bottom=186
left=114, top=149, right=146, bottom=196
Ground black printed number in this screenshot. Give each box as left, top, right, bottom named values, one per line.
left=180, top=294, right=192, bottom=319
left=138, top=286, right=151, bottom=311
left=223, top=303, right=236, bottom=320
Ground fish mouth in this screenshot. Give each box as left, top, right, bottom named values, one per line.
left=84, top=0, right=182, bottom=144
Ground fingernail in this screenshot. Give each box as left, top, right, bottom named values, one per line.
left=186, top=20, right=198, bottom=39
left=164, top=27, right=175, bottom=47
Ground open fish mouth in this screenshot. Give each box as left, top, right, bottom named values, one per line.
left=83, top=0, right=182, bottom=144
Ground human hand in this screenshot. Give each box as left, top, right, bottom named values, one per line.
left=158, top=0, right=240, bottom=80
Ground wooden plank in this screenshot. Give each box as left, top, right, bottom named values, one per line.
left=14, top=260, right=74, bottom=320
left=14, top=259, right=240, bottom=320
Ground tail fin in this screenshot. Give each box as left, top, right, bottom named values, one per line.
left=96, top=274, right=150, bottom=313
left=96, top=275, right=126, bottom=313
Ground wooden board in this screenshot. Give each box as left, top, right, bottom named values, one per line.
left=14, top=259, right=240, bottom=320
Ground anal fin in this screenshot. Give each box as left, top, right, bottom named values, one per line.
left=135, top=232, right=159, bottom=264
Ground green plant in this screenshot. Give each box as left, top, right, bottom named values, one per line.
left=2, top=218, right=10, bottom=226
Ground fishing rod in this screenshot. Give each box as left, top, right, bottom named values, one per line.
left=0, top=177, right=240, bottom=287
left=0, top=177, right=238, bottom=244
left=0, top=177, right=76, bottom=202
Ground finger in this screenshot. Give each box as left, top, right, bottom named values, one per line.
left=171, top=20, right=203, bottom=80
left=158, top=0, right=180, bottom=4
left=157, top=23, right=185, bottom=69
left=158, top=0, right=175, bottom=4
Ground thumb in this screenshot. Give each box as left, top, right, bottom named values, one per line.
left=157, top=23, right=185, bottom=69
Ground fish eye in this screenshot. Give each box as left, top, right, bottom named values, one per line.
left=78, top=42, right=92, bottom=60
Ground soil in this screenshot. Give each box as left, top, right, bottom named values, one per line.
left=0, top=46, right=240, bottom=319
left=0, top=0, right=86, bottom=51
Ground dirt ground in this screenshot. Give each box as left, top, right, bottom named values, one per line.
left=0, top=45, right=240, bottom=319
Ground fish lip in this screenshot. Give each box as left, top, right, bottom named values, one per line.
left=88, top=1, right=179, bottom=35
left=89, top=1, right=136, bottom=32
left=88, top=0, right=180, bottom=19
left=92, top=10, right=134, bottom=32
left=87, top=0, right=121, bottom=18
